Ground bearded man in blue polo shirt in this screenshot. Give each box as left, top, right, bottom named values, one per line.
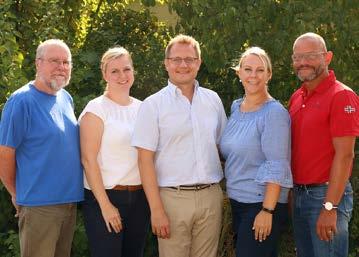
left=0, top=39, right=83, bottom=257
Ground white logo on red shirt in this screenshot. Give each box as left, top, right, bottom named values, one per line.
left=344, top=105, right=356, bottom=114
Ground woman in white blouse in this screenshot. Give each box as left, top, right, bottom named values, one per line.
left=79, top=47, right=149, bottom=257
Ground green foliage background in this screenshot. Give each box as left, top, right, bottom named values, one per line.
left=0, top=0, right=358, bottom=256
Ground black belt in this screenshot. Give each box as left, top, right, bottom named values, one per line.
left=168, top=183, right=216, bottom=191
left=294, top=182, right=329, bottom=190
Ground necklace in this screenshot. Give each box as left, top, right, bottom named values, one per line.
left=241, top=94, right=272, bottom=112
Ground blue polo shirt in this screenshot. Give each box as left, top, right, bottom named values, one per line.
left=0, top=82, right=83, bottom=206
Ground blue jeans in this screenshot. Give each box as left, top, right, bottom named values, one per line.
left=292, top=182, right=353, bottom=257
left=82, top=189, right=150, bottom=257
left=230, top=200, right=289, bottom=257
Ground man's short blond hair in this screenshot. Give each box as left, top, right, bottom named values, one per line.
left=165, top=34, right=201, bottom=58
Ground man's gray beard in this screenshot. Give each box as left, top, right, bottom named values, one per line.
left=48, top=78, right=70, bottom=91
left=297, top=63, right=326, bottom=82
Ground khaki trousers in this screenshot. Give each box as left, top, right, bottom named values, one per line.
left=18, top=203, right=77, bottom=257
left=159, top=184, right=223, bottom=257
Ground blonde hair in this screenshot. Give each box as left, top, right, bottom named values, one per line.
left=165, top=34, right=201, bottom=58
left=234, top=46, right=272, bottom=74
left=101, top=46, right=133, bottom=73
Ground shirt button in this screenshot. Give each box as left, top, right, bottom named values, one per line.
left=302, top=104, right=305, bottom=108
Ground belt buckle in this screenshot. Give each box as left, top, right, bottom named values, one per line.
left=196, top=184, right=212, bottom=190
left=299, top=184, right=306, bottom=190
left=295, top=184, right=307, bottom=191
left=171, top=183, right=214, bottom=191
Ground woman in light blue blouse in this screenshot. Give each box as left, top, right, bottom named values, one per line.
left=220, top=47, right=293, bottom=257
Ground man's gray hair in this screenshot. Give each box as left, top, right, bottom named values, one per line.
left=36, top=39, right=71, bottom=59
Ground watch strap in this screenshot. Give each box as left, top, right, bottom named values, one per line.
left=261, top=207, right=275, bottom=214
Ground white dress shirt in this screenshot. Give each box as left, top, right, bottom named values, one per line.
left=132, top=80, right=227, bottom=187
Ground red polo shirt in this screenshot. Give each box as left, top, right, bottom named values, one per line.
left=289, top=70, right=359, bottom=184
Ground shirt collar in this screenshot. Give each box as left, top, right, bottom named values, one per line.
left=300, top=70, right=336, bottom=96
left=167, top=79, right=199, bottom=97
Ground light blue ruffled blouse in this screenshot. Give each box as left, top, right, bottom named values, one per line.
left=220, top=98, right=293, bottom=203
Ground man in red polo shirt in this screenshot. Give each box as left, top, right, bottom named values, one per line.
left=289, top=32, right=359, bottom=257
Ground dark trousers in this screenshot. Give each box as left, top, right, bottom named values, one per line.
left=82, top=189, right=150, bottom=257
left=230, top=200, right=288, bottom=257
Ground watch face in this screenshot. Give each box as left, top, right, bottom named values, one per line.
left=324, top=202, right=333, bottom=210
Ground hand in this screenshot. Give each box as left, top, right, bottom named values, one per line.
left=151, top=209, right=170, bottom=239
left=252, top=210, right=273, bottom=242
left=100, top=203, right=122, bottom=233
left=11, top=196, right=19, bottom=218
left=316, top=209, right=337, bottom=241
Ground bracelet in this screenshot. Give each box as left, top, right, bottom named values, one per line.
left=261, top=207, right=275, bottom=214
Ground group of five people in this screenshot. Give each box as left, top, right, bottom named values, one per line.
left=0, top=32, right=358, bottom=257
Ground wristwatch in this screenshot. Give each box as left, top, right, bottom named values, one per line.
left=261, top=207, right=275, bottom=214
left=323, top=201, right=338, bottom=211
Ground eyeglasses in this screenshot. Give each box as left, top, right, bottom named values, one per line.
left=291, top=52, right=326, bottom=62
left=166, top=57, right=198, bottom=65
left=39, top=58, right=72, bottom=69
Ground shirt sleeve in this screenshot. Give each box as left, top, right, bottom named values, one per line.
left=255, top=104, right=293, bottom=188
left=78, top=99, right=106, bottom=123
left=0, top=96, right=29, bottom=148
left=230, top=99, right=240, bottom=115
left=215, top=93, right=228, bottom=144
left=330, top=90, right=359, bottom=137
left=131, top=97, right=159, bottom=152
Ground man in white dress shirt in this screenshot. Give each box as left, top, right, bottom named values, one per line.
left=132, top=34, right=227, bottom=257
